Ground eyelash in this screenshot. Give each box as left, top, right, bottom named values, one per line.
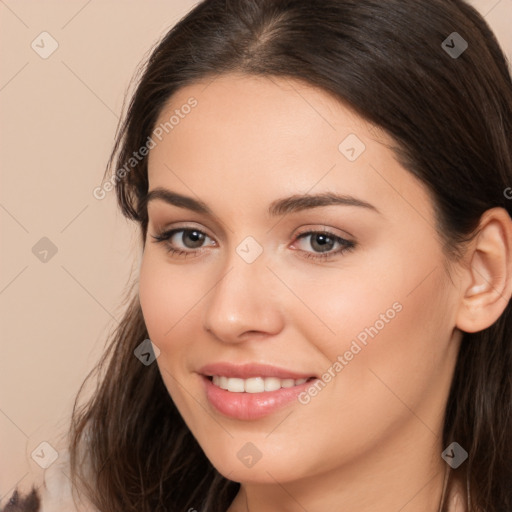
left=150, top=227, right=356, bottom=261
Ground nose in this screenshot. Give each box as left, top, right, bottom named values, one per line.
left=202, top=249, right=284, bottom=344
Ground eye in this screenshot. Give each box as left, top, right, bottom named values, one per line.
left=151, top=228, right=215, bottom=257
left=291, top=230, right=356, bottom=261
left=150, top=226, right=356, bottom=261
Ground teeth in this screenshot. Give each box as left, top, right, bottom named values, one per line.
left=245, top=377, right=264, bottom=393
left=264, top=377, right=281, bottom=391
left=211, top=375, right=311, bottom=393
left=227, top=377, right=245, bottom=392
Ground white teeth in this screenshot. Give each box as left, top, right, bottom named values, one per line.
left=245, top=377, right=264, bottom=393
left=264, top=377, right=282, bottom=391
left=211, top=375, right=311, bottom=392
left=226, top=377, right=245, bottom=392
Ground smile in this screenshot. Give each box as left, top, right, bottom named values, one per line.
left=201, top=375, right=319, bottom=420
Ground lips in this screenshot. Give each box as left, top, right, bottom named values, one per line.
left=198, top=362, right=318, bottom=420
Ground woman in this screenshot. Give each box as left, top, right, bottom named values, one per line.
left=4, top=0, right=511, bottom=510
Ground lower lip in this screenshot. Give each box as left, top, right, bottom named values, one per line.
left=201, top=375, right=316, bottom=420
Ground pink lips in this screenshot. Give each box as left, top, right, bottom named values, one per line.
left=198, top=362, right=317, bottom=420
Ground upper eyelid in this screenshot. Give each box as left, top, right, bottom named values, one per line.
left=148, top=212, right=355, bottom=235
left=150, top=221, right=215, bottom=238
left=147, top=206, right=230, bottom=238
left=153, top=224, right=351, bottom=236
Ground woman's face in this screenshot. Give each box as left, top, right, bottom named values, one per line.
left=139, top=73, right=462, bottom=490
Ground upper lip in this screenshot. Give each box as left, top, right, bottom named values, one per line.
left=198, top=362, right=317, bottom=380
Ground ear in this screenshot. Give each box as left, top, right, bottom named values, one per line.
left=456, top=207, right=512, bottom=333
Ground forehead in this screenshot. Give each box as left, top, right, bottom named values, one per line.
left=152, top=72, right=377, bottom=150
left=146, top=73, right=434, bottom=225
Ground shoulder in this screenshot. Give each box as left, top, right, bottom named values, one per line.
left=2, top=450, right=98, bottom=512
left=1, top=488, right=40, bottom=512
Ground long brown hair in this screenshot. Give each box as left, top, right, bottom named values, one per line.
left=68, top=1, right=512, bottom=510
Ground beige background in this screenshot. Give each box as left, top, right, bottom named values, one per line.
left=1, top=0, right=511, bottom=504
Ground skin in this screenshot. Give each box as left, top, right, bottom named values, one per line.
left=138, top=73, right=512, bottom=512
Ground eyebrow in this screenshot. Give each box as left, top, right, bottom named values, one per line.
left=145, top=187, right=380, bottom=217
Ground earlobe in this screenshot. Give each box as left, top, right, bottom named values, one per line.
left=456, top=208, right=512, bottom=334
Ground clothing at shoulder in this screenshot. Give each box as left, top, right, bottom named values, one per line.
left=1, top=450, right=98, bottom=512
left=1, top=488, right=40, bottom=512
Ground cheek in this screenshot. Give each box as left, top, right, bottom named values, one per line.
left=295, top=248, right=453, bottom=415
left=138, top=254, right=169, bottom=339
left=328, top=263, right=454, bottom=427
left=138, top=253, right=203, bottom=412
left=283, top=250, right=405, bottom=360
left=138, top=252, right=204, bottom=344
